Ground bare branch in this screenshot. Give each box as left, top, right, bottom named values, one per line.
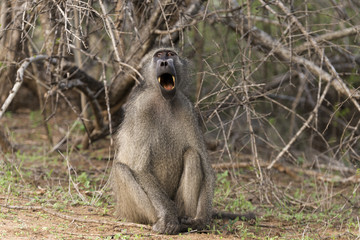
left=295, top=25, right=360, bottom=54
left=223, top=8, right=360, bottom=102
left=0, top=55, right=50, bottom=119
left=273, top=0, right=360, bottom=111
left=160, top=0, right=204, bottom=45
left=98, top=0, right=122, bottom=65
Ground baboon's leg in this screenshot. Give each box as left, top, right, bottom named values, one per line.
left=114, top=162, right=181, bottom=234
left=113, top=162, right=157, bottom=224
left=175, top=148, right=203, bottom=218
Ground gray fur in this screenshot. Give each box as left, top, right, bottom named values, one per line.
left=111, top=48, right=215, bottom=234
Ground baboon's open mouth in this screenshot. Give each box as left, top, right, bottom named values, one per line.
left=158, top=73, right=175, bottom=91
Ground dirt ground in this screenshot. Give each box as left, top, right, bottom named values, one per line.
left=1, top=111, right=360, bottom=239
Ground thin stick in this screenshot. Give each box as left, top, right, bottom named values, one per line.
left=244, top=0, right=263, bottom=182
left=0, top=55, right=49, bottom=119
left=268, top=75, right=332, bottom=169
left=274, top=0, right=360, bottom=111
left=101, top=62, right=113, bottom=146
left=98, top=0, right=121, bottom=65
left=224, top=3, right=360, bottom=101
left=295, top=25, right=360, bottom=54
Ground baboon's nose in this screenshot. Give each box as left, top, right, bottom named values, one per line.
left=160, top=61, right=168, bottom=67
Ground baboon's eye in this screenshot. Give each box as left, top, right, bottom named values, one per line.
left=156, top=52, right=163, bottom=58
left=167, top=52, right=175, bottom=57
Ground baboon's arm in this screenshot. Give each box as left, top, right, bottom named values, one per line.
left=134, top=170, right=177, bottom=217
left=133, top=169, right=181, bottom=234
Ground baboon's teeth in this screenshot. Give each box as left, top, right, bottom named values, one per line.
left=158, top=74, right=175, bottom=90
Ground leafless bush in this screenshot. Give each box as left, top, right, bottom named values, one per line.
left=0, top=0, right=359, bottom=189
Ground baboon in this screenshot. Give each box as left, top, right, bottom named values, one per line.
left=111, top=48, right=254, bottom=235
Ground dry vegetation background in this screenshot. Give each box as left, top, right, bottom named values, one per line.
left=0, top=0, right=360, bottom=239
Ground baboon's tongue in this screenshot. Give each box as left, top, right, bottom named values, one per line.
left=163, top=83, right=174, bottom=90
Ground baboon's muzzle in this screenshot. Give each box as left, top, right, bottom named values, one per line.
left=156, top=59, right=177, bottom=99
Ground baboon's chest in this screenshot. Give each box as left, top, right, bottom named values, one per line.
left=149, top=114, right=188, bottom=198
left=141, top=96, right=195, bottom=198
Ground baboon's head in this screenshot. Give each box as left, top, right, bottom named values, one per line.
left=155, top=49, right=177, bottom=99
left=143, top=48, right=186, bottom=100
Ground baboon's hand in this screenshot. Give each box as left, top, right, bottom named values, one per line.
left=180, top=217, right=207, bottom=231
left=152, top=216, right=181, bottom=235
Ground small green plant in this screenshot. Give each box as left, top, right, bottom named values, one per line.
left=5, top=111, right=12, bottom=118
left=216, top=170, right=231, bottom=198
left=214, top=171, right=255, bottom=213
left=73, top=120, right=86, bottom=133
left=52, top=202, right=65, bottom=211
left=77, top=172, right=90, bottom=190
left=29, top=111, right=42, bottom=128
left=236, top=222, right=256, bottom=239
left=102, top=205, right=109, bottom=216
